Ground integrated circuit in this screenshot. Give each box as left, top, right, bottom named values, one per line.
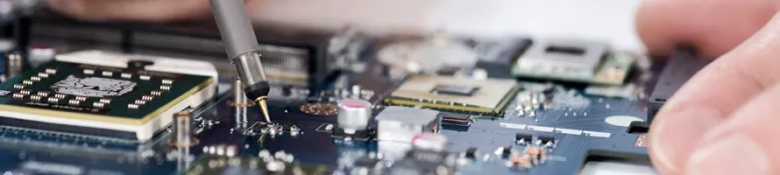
left=384, top=75, right=521, bottom=115
left=512, top=39, right=634, bottom=85
left=0, top=52, right=216, bottom=141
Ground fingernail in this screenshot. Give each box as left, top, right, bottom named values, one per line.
left=686, top=135, right=770, bottom=175
left=650, top=107, right=720, bottom=173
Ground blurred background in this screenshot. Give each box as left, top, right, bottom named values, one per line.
left=250, top=0, right=644, bottom=52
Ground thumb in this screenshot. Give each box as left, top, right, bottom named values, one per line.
left=683, top=83, right=780, bottom=175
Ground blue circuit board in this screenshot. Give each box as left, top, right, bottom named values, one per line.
left=0, top=65, right=653, bottom=175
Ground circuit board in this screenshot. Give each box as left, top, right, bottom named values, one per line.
left=0, top=36, right=661, bottom=175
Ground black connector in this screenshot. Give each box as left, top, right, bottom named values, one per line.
left=627, top=121, right=650, bottom=134
left=648, top=50, right=711, bottom=124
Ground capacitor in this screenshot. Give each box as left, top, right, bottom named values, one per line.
left=336, top=99, right=371, bottom=134
left=0, top=39, right=15, bottom=81
left=350, top=85, right=361, bottom=99
left=411, top=133, right=447, bottom=151
left=169, top=111, right=199, bottom=147
left=231, top=76, right=250, bottom=128
left=6, top=52, right=22, bottom=79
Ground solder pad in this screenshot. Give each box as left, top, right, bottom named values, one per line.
left=384, top=75, right=521, bottom=115
left=0, top=61, right=213, bottom=137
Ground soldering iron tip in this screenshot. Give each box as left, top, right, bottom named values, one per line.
left=256, top=97, right=270, bottom=123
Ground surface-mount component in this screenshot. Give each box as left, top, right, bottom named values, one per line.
left=648, top=50, right=711, bottom=123
left=336, top=99, right=372, bottom=134
left=0, top=51, right=217, bottom=141
left=185, top=155, right=328, bottom=175
left=537, top=135, right=555, bottom=146
left=376, top=106, right=441, bottom=143
left=440, top=112, right=472, bottom=126
left=515, top=133, right=533, bottom=145
left=384, top=75, right=521, bottom=115
left=627, top=121, right=650, bottom=134
left=464, top=147, right=478, bottom=159
left=512, top=39, right=634, bottom=85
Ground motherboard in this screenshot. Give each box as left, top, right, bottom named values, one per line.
left=0, top=19, right=710, bottom=175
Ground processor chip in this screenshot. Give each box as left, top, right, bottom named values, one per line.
left=431, top=84, right=477, bottom=96
left=51, top=75, right=137, bottom=97
left=0, top=60, right=215, bottom=141
left=385, top=75, right=520, bottom=115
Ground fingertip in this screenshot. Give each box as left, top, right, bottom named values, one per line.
left=648, top=103, right=721, bottom=175
left=635, top=0, right=680, bottom=57
left=684, top=134, right=771, bottom=175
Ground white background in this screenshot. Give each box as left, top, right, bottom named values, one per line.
left=251, top=0, right=645, bottom=52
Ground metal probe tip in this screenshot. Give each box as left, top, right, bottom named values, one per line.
left=256, top=97, right=270, bottom=123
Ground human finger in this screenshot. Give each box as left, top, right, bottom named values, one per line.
left=682, top=82, right=780, bottom=175
left=47, top=0, right=211, bottom=22
left=635, top=0, right=778, bottom=57
left=648, top=12, right=780, bottom=175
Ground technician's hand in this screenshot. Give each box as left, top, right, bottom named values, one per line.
left=637, top=0, right=780, bottom=174
left=46, top=0, right=264, bottom=22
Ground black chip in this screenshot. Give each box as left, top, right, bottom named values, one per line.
left=441, top=112, right=472, bottom=126
left=430, top=84, right=478, bottom=96
left=465, top=147, right=478, bottom=159
left=537, top=135, right=555, bottom=144
left=354, top=156, right=380, bottom=167
left=627, top=121, right=650, bottom=134
left=502, top=145, right=512, bottom=156
left=515, top=133, right=533, bottom=142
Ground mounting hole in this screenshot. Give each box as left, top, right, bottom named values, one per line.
left=605, top=115, right=644, bottom=127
